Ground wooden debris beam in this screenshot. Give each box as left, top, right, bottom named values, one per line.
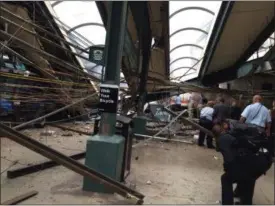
left=1, top=190, right=38, bottom=205
left=0, top=123, right=145, bottom=203
left=7, top=152, right=86, bottom=179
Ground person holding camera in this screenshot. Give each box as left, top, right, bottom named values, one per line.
left=212, top=120, right=272, bottom=205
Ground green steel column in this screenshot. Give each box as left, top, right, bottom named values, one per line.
left=129, top=2, right=151, bottom=135
left=83, top=1, right=128, bottom=193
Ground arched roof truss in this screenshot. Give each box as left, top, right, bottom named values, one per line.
left=169, top=2, right=221, bottom=82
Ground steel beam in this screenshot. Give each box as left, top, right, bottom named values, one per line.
left=1, top=190, right=38, bottom=205
left=0, top=30, right=99, bottom=81
left=170, top=27, right=208, bottom=38
left=170, top=44, right=203, bottom=54
left=233, top=17, right=275, bottom=69
left=7, top=152, right=86, bottom=179
left=199, top=7, right=274, bottom=84
left=169, top=7, right=215, bottom=19
left=0, top=123, right=145, bottom=202
left=163, top=1, right=170, bottom=77
left=164, top=107, right=214, bottom=138
left=129, top=2, right=152, bottom=115
left=0, top=16, right=90, bottom=60
left=198, top=1, right=235, bottom=78
left=0, top=6, right=90, bottom=54
left=170, top=67, right=195, bottom=75
left=201, top=45, right=275, bottom=86
left=67, top=22, right=104, bottom=34
left=170, top=56, right=199, bottom=66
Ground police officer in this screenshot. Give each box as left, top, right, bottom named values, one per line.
left=198, top=100, right=215, bottom=148
left=240, top=95, right=271, bottom=137
left=212, top=121, right=272, bottom=205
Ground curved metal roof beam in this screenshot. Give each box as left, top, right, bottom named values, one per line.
left=170, top=66, right=196, bottom=75
left=51, top=1, right=64, bottom=7
left=172, top=71, right=197, bottom=80
left=170, top=44, right=203, bottom=54
left=169, top=7, right=215, bottom=19
left=170, top=27, right=208, bottom=38
left=67, top=22, right=105, bottom=34
left=170, top=56, right=199, bottom=66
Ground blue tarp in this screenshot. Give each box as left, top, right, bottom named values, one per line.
left=0, top=99, right=13, bottom=113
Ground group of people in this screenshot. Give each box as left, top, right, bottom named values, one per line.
left=198, top=95, right=274, bottom=205
left=198, top=95, right=274, bottom=150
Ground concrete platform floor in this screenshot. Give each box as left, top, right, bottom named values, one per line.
left=1, top=124, right=274, bottom=204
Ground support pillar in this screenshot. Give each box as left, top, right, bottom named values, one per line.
left=83, top=2, right=128, bottom=193
left=129, top=2, right=151, bottom=135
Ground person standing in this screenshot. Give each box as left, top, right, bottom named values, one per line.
left=240, top=95, right=271, bottom=137
left=198, top=100, right=215, bottom=148
left=270, top=100, right=275, bottom=135
left=269, top=100, right=275, bottom=157
left=212, top=122, right=272, bottom=205
left=175, top=94, right=182, bottom=111
left=230, top=100, right=242, bottom=120
left=213, top=97, right=230, bottom=124
left=188, top=92, right=202, bottom=118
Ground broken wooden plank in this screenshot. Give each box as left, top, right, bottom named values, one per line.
left=0, top=123, right=145, bottom=202
left=7, top=152, right=86, bottom=179
left=1, top=190, right=38, bottom=205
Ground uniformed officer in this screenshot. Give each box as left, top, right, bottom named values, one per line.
left=240, top=95, right=271, bottom=137
left=198, top=100, right=215, bottom=148
left=213, top=121, right=272, bottom=205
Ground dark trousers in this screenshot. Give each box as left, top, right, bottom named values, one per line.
left=172, top=104, right=181, bottom=112
left=198, top=117, right=213, bottom=147
left=221, top=153, right=272, bottom=205
left=268, top=134, right=275, bottom=157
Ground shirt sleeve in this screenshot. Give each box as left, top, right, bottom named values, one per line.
left=241, top=105, right=250, bottom=118
left=266, top=111, right=272, bottom=123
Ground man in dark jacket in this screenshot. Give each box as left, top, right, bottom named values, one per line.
left=270, top=100, right=275, bottom=157
left=230, top=100, right=242, bottom=120
left=213, top=98, right=230, bottom=124
left=213, top=121, right=272, bottom=205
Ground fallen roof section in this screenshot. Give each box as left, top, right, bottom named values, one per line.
left=199, top=1, right=275, bottom=85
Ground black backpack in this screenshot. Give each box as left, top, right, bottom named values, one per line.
left=228, top=120, right=269, bottom=153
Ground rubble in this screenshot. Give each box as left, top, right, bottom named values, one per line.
left=40, top=130, right=55, bottom=136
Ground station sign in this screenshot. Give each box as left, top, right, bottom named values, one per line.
left=89, top=45, right=105, bottom=66
left=99, top=84, right=119, bottom=113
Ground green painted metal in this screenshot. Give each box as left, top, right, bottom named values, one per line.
left=133, top=116, right=147, bottom=135
left=83, top=2, right=128, bottom=193
left=83, top=134, right=125, bottom=193
left=89, top=45, right=105, bottom=66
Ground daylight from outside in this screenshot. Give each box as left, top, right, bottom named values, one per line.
left=48, top=1, right=274, bottom=83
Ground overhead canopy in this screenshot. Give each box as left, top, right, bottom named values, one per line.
left=199, top=1, right=275, bottom=85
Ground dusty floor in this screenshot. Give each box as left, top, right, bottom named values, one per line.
left=1, top=124, right=274, bottom=204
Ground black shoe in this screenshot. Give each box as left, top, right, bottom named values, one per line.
left=207, top=145, right=216, bottom=149
left=198, top=144, right=204, bottom=147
